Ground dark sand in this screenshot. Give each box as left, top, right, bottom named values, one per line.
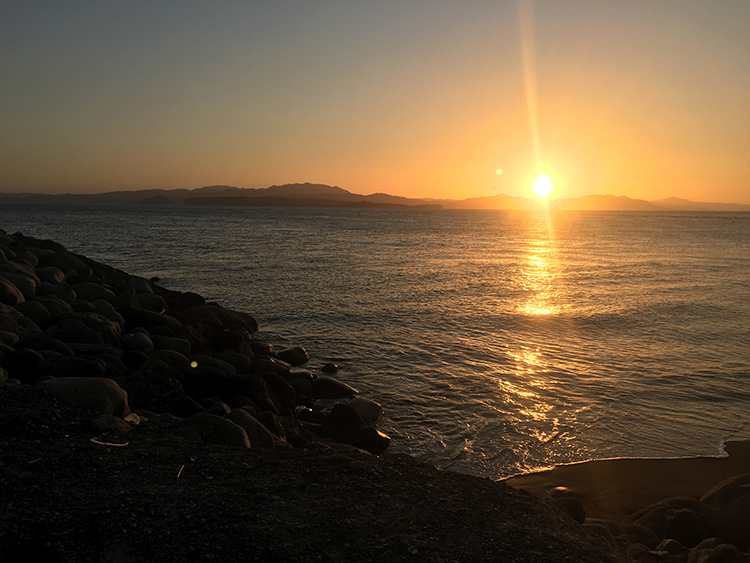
left=505, top=440, right=750, bottom=523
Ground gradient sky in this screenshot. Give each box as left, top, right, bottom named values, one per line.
left=2, top=1, right=749, bottom=202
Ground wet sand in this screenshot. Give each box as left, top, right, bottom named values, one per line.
left=505, top=440, right=750, bottom=523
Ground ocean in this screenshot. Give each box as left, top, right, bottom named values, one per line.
left=2, top=204, right=749, bottom=478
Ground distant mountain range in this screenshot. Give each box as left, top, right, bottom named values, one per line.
left=1, top=183, right=748, bottom=212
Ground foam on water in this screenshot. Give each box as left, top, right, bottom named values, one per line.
left=3, top=204, right=749, bottom=478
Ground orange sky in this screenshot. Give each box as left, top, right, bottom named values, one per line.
left=1, top=1, right=749, bottom=203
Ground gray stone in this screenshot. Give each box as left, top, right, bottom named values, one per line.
left=276, top=346, right=309, bottom=367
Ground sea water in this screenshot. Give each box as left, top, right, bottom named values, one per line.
left=2, top=204, right=749, bottom=478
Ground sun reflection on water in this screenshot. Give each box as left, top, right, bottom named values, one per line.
left=519, top=214, right=560, bottom=316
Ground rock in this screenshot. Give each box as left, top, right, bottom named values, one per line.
left=249, top=340, right=273, bottom=356
left=0, top=330, right=20, bottom=347
left=35, top=266, right=65, bottom=284
left=15, top=335, right=73, bottom=356
left=215, top=350, right=254, bottom=373
left=256, top=371, right=296, bottom=409
left=149, top=349, right=192, bottom=370
left=620, top=524, right=661, bottom=550
left=71, top=282, right=115, bottom=302
left=92, top=413, right=132, bottom=433
left=35, top=296, right=74, bottom=317
left=136, top=293, right=167, bottom=313
left=205, top=304, right=258, bottom=334
left=0, top=271, right=38, bottom=299
left=329, top=403, right=366, bottom=429
left=150, top=335, right=192, bottom=356
left=626, top=497, right=712, bottom=539
left=321, top=362, right=338, bottom=373
left=276, top=346, right=309, bottom=367
left=688, top=543, right=748, bottom=563
left=335, top=427, right=390, bottom=455
left=191, top=354, right=236, bottom=376
left=38, top=356, right=108, bottom=379
left=252, top=357, right=291, bottom=378
left=52, top=316, right=103, bottom=345
left=701, top=473, right=750, bottom=549
left=116, top=359, right=185, bottom=413
left=212, top=329, right=254, bottom=356
left=656, top=538, right=688, bottom=555
left=225, top=409, right=275, bottom=448
left=180, top=412, right=250, bottom=448
left=553, top=497, right=586, bottom=524
left=0, top=277, right=24, bottom=305
left=0, top=304, right=41, bottom=338
left=0, top=348, right=45, bottom=382
left=36, top=377, right=130, bottom=417
left=13, top=300, right=52, bottom=327
left=664, top=507, right=711, bottom=548
left=122, top=332, right=155, bottom=355
left=583, top=522, right=616, bottom=547
left=344, top=397, right=383, bottom=425
left=312, top=375, right=358, bottom=398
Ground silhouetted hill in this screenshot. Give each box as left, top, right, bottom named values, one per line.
left=1, top=183, right=748, bottom=211
left=650, top=197, right=750, bottom=212
left=551, top=195, right=662, bottom=211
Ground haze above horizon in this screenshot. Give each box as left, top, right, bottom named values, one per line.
left=2, top=1, right=749, bottom=203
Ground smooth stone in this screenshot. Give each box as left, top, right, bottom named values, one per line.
left=136, top=293, right=167, bottom=313
left=71, top=281, right=115, bottom=302
left=701, top=473, right=750, bottom=549
left=626, top=496, right=712, bottom=539
left=204, top=402, right=232, bottom=416
left=36, top=376, right=130, bottom=417
left=312, top=375, right=358, bottom=398
left=335, top=427, right=390, bottom=455
left=321, top=362, right=339, bottom=374
left=0, top=348, right=45, bottom=382
left=619, top=524, right=661, bottom=550
left=289, top=377, right=312, bottom=398
left=116, top=359, right=184, bottom=413
left=0, top=277, right=24, bottom=305
left=664, top=507, right=711, bottom=548
left=276, top=346, right=309, bottom=367
left=205, top=304, right=259, bottom=334
left=582, top=522, right=616, bottom=547
left=212, top=329, right=254, bottom=356
left=13, top=300, right=52, bottom=327
left=0, top=330, right=20, bottom=347
left=180, top=412, right=250, bottom=448
left=655, top=538, right=688, bottom=555
left=329, top=403, right=366, bottom=429
left=552, top=497, right=586, bottom=524
left=122, top=332, right=155, bottom=354
left=215, top=350, right=254, bottom=373
left=150, top=335, right=191, bottom=356
left=51, top=317, right=103, bottom=345
left=249, top=340, right=274, bottom=356
left=191, top=354, right=236, bottom=376
left=37, top=282, right=77, bottom=302
left=125, top=275, right=154, bottom=295
left=344, top=397, right=384, bottom=425
left=16, top=334, right=73, bottom=356
left=0, top=304, right=41, bottom=337
left=36, top=266, right=65, bottom=284
left=92, top=413, right=132, bottom=433
left=688, top=543, right=747, bottom=563
left=256, top=371, right=296, bottom=409
left=149, top=349, right=192, bottom=370
left=38, top=356, right=107, bottom=379
left=35, top=296, right=74, bottom=317
left=225, top=409, right=275, bottom=448
left=0, top=271, right=37, bottom=299
left=252, top=357, right=290, bottom=378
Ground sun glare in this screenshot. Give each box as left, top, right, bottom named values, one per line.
left=532, top=173, right=554, bottom=199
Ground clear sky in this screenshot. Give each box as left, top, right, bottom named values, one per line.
left=2, top=1, right=749, bottom=202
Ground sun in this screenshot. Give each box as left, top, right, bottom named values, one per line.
left=532, top=173, right=554, bottom=199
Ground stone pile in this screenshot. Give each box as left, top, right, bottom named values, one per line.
left=552, top=478, right=750, bottom=562
left=0, top=229, right=389, bottom=454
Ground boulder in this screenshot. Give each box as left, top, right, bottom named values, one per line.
left=38, top=356, right=108, bottom=379
left=13, top=300, right=52, bottom=328
left=626, top=497, right=712, bottom=539
left=312, top=375, right=358, bottom=398
left=664, top=507, right=711, bottom=548
left=36, top=377, right=130, bottom=417
left=35, top=266, right=65, bottom=284
left=344, top=397, right=383, bottom=425
left=136, top=293, right=167, bottom=313
left=0, top=348, right=44, bottom=382
left=149, top=349, right=192, bottom=370
left=276, top=346, right=309, bottom=367
left=0, top=271, right=37, bottom=299
left=688, top=543, right=747, bottom=563
left=150, top=335, right=192, bottom=356
left=0, top=304, right=41, bottom=338
left=179, top=413, right=250, bottom=448
left=225, top=409, right=275, bottom=448
left=0, top=277, right=24, bottom=305
left=701, top=473, right=750, bottom=549
left=71, top=282, right=115, bottom=302
left=335, top=427, right=390, bottom=455
left=215, top=350, right=254, bottom=373
left=116, top=359, right=185, bottom=413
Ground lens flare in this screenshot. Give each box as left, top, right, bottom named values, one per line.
left=532, top=173, right=553, bottom=199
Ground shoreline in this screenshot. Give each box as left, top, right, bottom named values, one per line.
left=506, top=440, right=750, bottom=524
left=3, top=227, right=750, bottom=560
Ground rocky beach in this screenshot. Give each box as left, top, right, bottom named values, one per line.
left=2, top=227, right=750, bottom=562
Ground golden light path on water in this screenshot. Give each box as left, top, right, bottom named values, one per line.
left=493, top=207, right=577, bottom=460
